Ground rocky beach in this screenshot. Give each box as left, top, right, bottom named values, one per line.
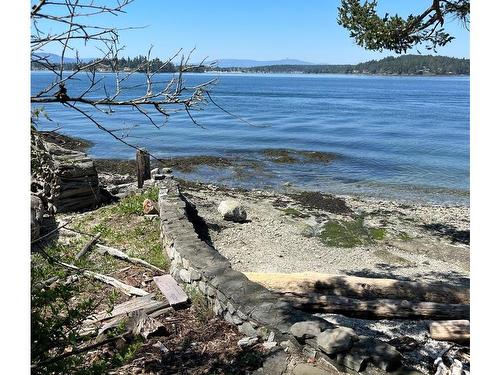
left=31, top=132, right=470, bottom=374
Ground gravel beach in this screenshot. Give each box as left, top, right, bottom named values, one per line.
left=179, top=181, right=469, bottom=287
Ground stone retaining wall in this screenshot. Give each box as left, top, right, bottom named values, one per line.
left=158, top=179, right=405, bottom=374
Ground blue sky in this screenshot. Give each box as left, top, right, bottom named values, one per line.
left=36, top=0, right=470, bottom=64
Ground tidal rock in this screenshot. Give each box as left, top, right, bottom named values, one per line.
left=218, top=200, right=247, bottom=222
left=316, top=327, right=358, bottom=355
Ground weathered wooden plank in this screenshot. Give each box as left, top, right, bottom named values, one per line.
left=85, top=293, right=169, bottom=324
left=153, top=274, right=188, bottom=306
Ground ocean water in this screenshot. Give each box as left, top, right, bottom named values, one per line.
left=31, top=72, right=470, bottom=205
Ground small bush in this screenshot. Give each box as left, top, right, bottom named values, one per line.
left=186, top=286, right=214, bottom=323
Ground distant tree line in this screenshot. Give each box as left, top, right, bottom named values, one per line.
left=32, top=54, right=469, bottom=75
left=31, top=55, right=208, bottom=73
left=212, top=55, right=469, bottom=75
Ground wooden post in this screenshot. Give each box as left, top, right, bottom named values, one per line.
left=136, top=149, right=151, bottom=188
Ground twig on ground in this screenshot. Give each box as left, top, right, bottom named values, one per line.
left=75, top=233, right=101, bottom=260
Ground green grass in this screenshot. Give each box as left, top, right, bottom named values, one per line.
left=319, top=216, right=389, bottom=248
left=320, top=217, right=371, bottom=248
left=73, top=187, right=167, bottom=268
left=111, top=187, right=160, bottom=216
left=369, top=227, right=387, bottom=241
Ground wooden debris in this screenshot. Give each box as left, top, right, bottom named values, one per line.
left=153, top=274, right=189, bottom=306
left=244, top=272, right=469, bottom=304
left=58, top=260, right=148, bottom=297
left=127, top=310, right=167, bottom=339
left=85, top=294, right=170, bottom=324
left=75, top=233, right=101, bottom=260
left=83, top=270, right=148, bottom=297
left=282, top=292, right=470, bottom=320
left=95, top=244, right=164, bottom=273
left=136, top=149, right=151, bottom=188
left=429, top=320, right=470, bottom=343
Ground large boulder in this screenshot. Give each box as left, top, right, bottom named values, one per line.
left=217, top=200, right=247, bottom=222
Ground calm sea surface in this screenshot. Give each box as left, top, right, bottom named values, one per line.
left=31, top=72, right=470, bottom=205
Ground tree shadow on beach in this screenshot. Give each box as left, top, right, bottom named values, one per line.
left=422, top=223, right=470, bottom=245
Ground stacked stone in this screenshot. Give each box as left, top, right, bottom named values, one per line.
left=31, top=132, right=101, bottom=213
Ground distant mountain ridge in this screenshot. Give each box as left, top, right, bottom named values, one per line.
left=34, top=53, right=95, bottom=64
left=210, top=58, right=314, bottom=68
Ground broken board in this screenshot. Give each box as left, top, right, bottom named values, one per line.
left=153, top=274, right=189, bottom=306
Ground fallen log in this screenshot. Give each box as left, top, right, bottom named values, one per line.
left=281, top=292, right=470, bottom=320
left=95, top=244, right=164, bottom=273
left=244, top=272, right=469, bottom=304
left=429, top=320, right=470, bottom=343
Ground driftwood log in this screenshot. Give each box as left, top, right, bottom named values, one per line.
left=281, top=292, right=470, bottom=320
left=95, top=244, right=164, bottom=273
left=58, top=260, right=148, bottom=297
left=429, top=320, right=470, bottom=343
left=244, top=272, right=469, bottom=304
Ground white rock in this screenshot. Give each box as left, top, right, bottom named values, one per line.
left=218, top=200, right=247, bottom=222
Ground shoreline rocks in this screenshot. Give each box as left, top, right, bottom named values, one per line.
left=217, top=200, right=247, bottom=222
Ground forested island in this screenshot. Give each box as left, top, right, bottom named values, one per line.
left=32, top=54, right=469, bottom=76
left=214, top=55, right=469, bottom=75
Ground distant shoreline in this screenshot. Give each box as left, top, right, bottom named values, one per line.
left=31, top=69, right=469, bottom=77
